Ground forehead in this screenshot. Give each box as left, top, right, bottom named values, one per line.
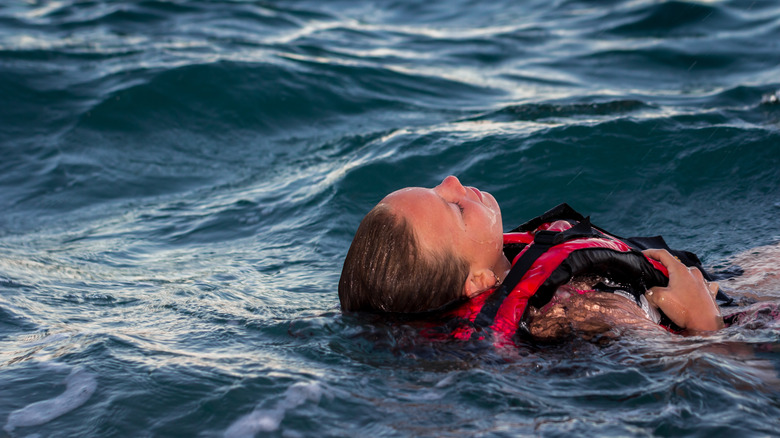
left=380, top=188, right=454, bottom=247
left=381, top=187, right=442, bottom=218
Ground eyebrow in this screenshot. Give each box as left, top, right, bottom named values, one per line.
left=437, top=193, right=463, bottom=221
left=436, top=193, right=452, bottom=210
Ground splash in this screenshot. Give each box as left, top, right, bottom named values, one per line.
left=4, top=366, right=97, bottom=433
left=223, top=382, right=324, bottom=438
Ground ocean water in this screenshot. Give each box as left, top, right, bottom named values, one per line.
left=1, top=0, right=779, bottom=436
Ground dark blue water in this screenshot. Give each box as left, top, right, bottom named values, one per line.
left=1, top=0, right=779, bottom=436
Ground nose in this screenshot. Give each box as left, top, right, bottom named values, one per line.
left=436, top=175, right=467, bottom=198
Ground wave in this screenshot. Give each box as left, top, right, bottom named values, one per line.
left=465, top=99, right=649, bottom=122
left=75, top=59, right=487, bottom=136
left=609, top=0, right=741, bottom=37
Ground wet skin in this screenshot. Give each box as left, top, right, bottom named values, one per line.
left=379, top=175, right=511, bottom=297
left=380, top=176, right=724, bottom=334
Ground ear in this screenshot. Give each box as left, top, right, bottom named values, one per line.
left=463, top=268, right=496, bottom=298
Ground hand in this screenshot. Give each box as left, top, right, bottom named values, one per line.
left=642, top=249, right=724, bottom=332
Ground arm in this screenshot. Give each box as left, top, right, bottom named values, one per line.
left=642, top=249, right=724, bottom=332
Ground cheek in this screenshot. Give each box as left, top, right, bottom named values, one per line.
left=462, top=202, right=503, bottom=247
left=471, top=222, right=504, bottom=253
left=482, top=203, right=499, bottom=229
left=492, top=232, right=504, bottom=253
left=464, top=216, right=497, bottom=244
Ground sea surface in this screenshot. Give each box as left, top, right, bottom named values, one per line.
left=1, top=0, right=779, bottom=436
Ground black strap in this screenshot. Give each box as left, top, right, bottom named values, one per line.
left=474, top=217, right=602, bottom=327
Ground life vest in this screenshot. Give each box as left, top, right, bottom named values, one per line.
left=443, top=203, right=731, bottom=342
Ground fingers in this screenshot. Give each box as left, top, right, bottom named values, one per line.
left=643, top=249, right=724, bottom=331
left=643, top=249, right=718, bottom=296
left=689, top=266, right=704, bottom=282
left=645, top=286, right=661, bottom=308
left=642, top=248, right=686, bottom=274
left=646, top=285, right=669, bottom=307
left=646, top=286, right=685, bottom=324
left=642, top=248, right=671, bottom=262
left=689, top=267, right=720, bottom=300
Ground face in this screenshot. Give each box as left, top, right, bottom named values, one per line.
left=379, top=176, right=508, bottom=289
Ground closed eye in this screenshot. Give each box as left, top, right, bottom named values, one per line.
left=454, top=201, right=464, bottom=214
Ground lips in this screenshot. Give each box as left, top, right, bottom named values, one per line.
left=469, top=187, right=483, bottom=202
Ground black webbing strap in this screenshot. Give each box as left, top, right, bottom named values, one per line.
left=474, top=218, right=602, bottom=327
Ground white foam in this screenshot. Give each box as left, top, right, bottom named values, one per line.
left=4, top=367, right=97, bottom=433
left=224, top=382, right=323, bottom=438
left=435, top=373, right=456, bottom=388
left=19, top=332, right=73, bottom=348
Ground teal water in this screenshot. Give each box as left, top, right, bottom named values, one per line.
left=1, top=0, right=779, bottom=436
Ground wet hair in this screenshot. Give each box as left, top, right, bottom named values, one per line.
left=338, top=204, right=470, bottom=313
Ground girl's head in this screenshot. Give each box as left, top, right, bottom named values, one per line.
left=339, top=176, right=509, bottom=313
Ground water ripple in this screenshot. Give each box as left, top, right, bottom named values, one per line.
left=1, top=0, right=779, bottom=436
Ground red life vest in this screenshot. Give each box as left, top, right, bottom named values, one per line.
left=442, top=203, right=728, bottom=342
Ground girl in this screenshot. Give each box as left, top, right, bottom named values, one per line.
left=339, top=176, right=724, bottom=338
